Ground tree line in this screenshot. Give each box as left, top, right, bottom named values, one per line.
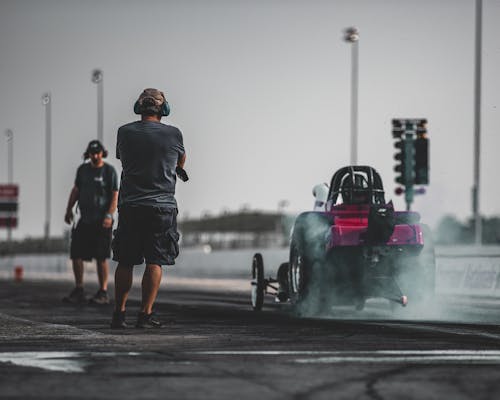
left=434, top=215, right=500, bottom=245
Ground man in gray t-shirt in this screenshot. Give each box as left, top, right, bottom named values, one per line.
left=63, top=140, right=118, bottom=305
left=116, top=118, right=184, bottom=209
left=111, top=88, right=186, bottom=329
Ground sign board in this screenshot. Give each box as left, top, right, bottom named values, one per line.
left=0, top=184, right=19, bottom=198
left=0, top=217, right=17, bottom=228
left=0, top=184, right=19, bottom=229
left=0, top=202, right=18, bottom=212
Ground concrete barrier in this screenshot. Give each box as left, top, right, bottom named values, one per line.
left=436, top=245, right=500, bottom=296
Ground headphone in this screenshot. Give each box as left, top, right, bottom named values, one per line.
left=134, top=89, right=170, bottom=116
left=83, top=140, right=108, bottom=159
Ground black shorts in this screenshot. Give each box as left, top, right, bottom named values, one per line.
left=70, top=221, right=112, bottom=261
left=112, top=206, right=179, bottom=266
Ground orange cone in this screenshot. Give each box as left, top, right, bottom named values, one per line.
left=14, top=266, right=23, bottom=282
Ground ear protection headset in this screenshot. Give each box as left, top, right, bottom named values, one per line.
left=134, top=88, right=170, bottom=116
left=83, top=140, right=108, bottom=159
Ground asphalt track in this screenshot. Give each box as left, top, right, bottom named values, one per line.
left=2, top=279, right=500, bottom=399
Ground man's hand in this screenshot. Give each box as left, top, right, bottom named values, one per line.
left=175, top=166, right=189, bottom=182
left=103, top=214, right=113, bottom=228
left=65, top=186, right=79, bottom=225
left=64, top=210, right=73, bottom=225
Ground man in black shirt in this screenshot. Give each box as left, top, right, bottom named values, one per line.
left=63, top=140, right=118, bottom=305
left=111, top=88, right=186, bottom=329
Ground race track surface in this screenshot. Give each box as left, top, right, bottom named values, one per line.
left=1, top=279, right=500, bottom=399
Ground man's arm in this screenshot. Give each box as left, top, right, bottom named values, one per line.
left=175, top=129, right=187, bottom=180
left=177, top=153, right=186, bottom=168
left=175, top=153, right=189, bottom=181
left=116, top=128, right=121, bottom=159
left=64, top=186, right=79, bottom=224
left=103, top=191, right=118, bottom=228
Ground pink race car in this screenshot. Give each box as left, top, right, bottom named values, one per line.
left=251, top=166, right=435, bottom=314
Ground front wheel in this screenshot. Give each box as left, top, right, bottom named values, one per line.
left=251, top=253, right=265, bottom=311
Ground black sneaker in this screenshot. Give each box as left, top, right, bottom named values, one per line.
left=89, top=289, right=109, bottom=305
left=62, top=287, right=87, bottom=304
left=136, top=312, right=161, bottom=329
left=110, top=311, right=128, bottom=329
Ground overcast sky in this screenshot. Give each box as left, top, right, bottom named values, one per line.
left=0, top=0, right=499, bottom=239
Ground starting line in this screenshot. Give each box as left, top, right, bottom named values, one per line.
left=0, top=352, right=140, bottom=373
left=3, top=350, right=500, bottom=373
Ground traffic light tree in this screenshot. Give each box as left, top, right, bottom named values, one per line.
left=392, top=119, right=429, bottom=210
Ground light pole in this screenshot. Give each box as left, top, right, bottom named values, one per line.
left=4, top=129, right=13, bottom=241
left=343, top=27, right=359, bottom=165
left=4, top=129, right=13, bottom=184
left=91, top=69, right=103, bottom=143
left=472, top=0, right=482, bottom=245
left=42, top=92, right=51, bottom=240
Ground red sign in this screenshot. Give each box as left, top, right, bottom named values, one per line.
left=0, top=184, right=19, bottom=198
left=0, top=217, right=17, bottom=228
left=0, top=184, right=19, bottom=229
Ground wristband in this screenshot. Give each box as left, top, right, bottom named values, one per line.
left=105, top=213, right=113, bottom=219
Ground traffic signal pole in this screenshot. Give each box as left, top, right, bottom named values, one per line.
left=402, top=133, right=415, bottom=211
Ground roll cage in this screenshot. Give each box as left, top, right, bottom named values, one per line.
left=326, top=166, right=386, bottom=207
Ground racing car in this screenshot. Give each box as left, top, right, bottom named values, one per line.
left=251, top=165, right=435, bottom=315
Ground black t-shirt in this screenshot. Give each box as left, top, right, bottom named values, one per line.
left=116, top=120, right=185, bottom=208
left=75, top=162, right=118, bottom=223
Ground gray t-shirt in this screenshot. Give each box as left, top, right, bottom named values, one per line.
left=116, top=120, right=185, bottom=208
left=75, top=162, right=118, bottom=223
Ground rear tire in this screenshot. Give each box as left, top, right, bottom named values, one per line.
left=251, top=253, right=265, bottom=311
left=277, top=262, right=290, bottom=301
left=395, top=224, right=436, bottom=305
left=289, top=242, right=310, bottom=305
left=289, top=244, right=325, bottom=316
left=288, top=213, right=330, bottom=316
left=327, top=247, right=365, bottom=309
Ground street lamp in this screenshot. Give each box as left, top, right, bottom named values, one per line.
left=343, top=27, right=359, bottom=165
left=91, top=69, right=103, bottom=143
left=4, top=129, right=13, bottom=184
left=472, top=0, right=483, bottom=245
left=41, top=92, right=51, bottom=240
left=4, top=129, right=13, bottom=242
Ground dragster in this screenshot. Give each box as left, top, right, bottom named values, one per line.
left=251, top=165, right=435, bottom=314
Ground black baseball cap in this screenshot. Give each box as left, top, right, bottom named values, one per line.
left=86, top=140, right=104, bottom=154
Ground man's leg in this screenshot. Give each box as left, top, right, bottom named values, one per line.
left=88, top=258, right=110, bottom=305
left=114, top=264, right=133, bottom=312
left=72, top=258, right=84, bottom=287
left=96, top=259, right=109, bottom=291
left=141, top=264, right=162, bottom=314
left=62, top=258, right=86, bottom=303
